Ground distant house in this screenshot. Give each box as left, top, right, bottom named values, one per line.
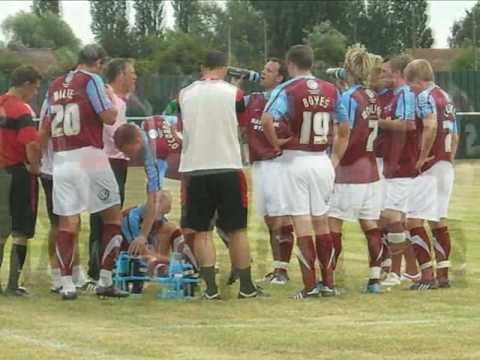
left=407, top=48, right=465, bottom=72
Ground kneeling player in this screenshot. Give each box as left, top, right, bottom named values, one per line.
left=121, top=191, right=197, bottom=293
left=328, top=47, right=384, bottom=293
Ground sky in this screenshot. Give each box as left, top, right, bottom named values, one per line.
left=0, top=0, right=476, bottom=48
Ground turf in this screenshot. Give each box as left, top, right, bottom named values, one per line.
left=0, top=161, right=479, bottom=360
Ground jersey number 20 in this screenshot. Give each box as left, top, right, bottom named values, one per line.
left=50, top=104, right=81, bottom=138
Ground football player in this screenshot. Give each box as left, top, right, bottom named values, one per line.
left=328, top=46, right=384, bottom=293
left=261, top=45, right=349, bottom=299
left=377, top=54, right=420, bottom=287
left=45, top=44, right=124, bottom=300
left=238, top=58, right=294, bottom=285
left=405, top=59, right=458, bottom=289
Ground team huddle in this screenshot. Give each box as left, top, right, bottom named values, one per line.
left=0, top=42, right=457, bottom=301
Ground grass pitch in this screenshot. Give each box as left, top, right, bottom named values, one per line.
left=0, top=161, right=479, bottom=360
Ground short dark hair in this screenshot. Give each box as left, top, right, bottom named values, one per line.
left=389, top=54, right=413, bottom=74
left=10, top=65, right=42, bottom=87
left=286, top=45, right=314, bottom=70
left=114, top=123, right=140, bottom=148
left=203, top=50, right=227, bottom=70
left=268, top=57, right=288, bottom=83
left=78, top=44, right=108, bottom=66
left=105, top=58, right=134, bottom=84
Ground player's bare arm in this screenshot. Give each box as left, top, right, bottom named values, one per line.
left=378, top=117, right=416, bottom=131
left=331, top=122, right=350, bottom=168
left=98, top=107, right=118, bottom=126
left=129, top=191, right=162, bottom=255
left=416, top=112, right=438, bottom=169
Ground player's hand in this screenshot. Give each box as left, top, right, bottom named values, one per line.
left=129, top=235, right=147, bottom=256
left=26, top=163, right=41, bottom=175
left=230, top=77, right=243, bottom=87
left=415, top=155, right=434, bottom=170
left=277, top=137, right=292, bottom=147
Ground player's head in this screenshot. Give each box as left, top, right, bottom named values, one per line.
left=286, top=45, right=314, bottom=76
left=158, top=190, right=172, bottom=215
left=389, top=53, right=413, bottom=87
left=260, top=58, right=288, bottom=90
left=105, top=58, right=137, bottom=94
left=201, top=50, right=228, bottom=79
left=343, top=45, right=375, bottom=87
left=114, top=123, right=144, bottom=158
left=380, top=59, right=394, bottom=90
left=10, top=65, right=42, bottom=102
left=77, top=44, right=109, bottom=74
left=404, top=59, right=434, bottom=94
left=367, top=54, right=389, bottom=91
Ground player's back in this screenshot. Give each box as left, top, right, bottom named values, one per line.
left=48, top=70, right=104, bottom=152
left=336, top=86, right=379, bottom=184
left=276, top=76, right=338, bottom=152
left=374, top=88, right=395, bottom=158
left=142, top=115, right=181, bottom=161
left=383, top=85, right=419, bottom=178
left=419, top=85, right=456, bottom=171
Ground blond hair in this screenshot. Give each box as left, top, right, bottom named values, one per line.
left=404, top=59, right=434, bottom=82
left=367, top=53, right=384, bottom=90
left=344, top=44, right=376, bottom=86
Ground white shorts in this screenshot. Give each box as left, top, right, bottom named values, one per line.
left=407, top=171, right=438, bottom=222
left=383, top=177, right=414, bottom=213
left=251, top=157, right=285, bottom=217
left=430, top=161, right=454, bottom=219
left=411, top=161, right=454, bottom=220
left=53, top=147, right=121, bottom=216
left=376, top=158, right=386, bottom=209
left=278, top=150, right=334, bottom=217
left=329, top=181, right=382, bottom=221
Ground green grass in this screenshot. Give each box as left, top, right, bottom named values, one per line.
left=1, top=161, right=480, bottom=360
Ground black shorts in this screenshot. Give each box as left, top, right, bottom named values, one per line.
left=0, top=167, right=12, bottom=238
left=182, top=170, right=248, bottom=233
left=40, top=175, right=59, bottom=226
left=3, top=164, right=38, bottom=239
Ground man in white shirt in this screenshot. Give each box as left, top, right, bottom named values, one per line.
left=87, top=58, right=137, bottom=282
left=179, top=50, right=263, bottom=299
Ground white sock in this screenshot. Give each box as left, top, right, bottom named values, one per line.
left=61, top=276, right=76, bottom=293
left=72, top=265, right=86, bottom=287
left=50, top=267, right=62, bottom=289
left=98, top=269, right=113, bottom=287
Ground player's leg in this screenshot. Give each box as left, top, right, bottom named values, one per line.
left=56, top=214, right=81, bottom=299
left=184, top=174, right=219, bottom=299
left=6, top=165, right=38, bottom=296
left=428, top=161, right=455, bottom=288
left=264, top=215, right=293, bottom=284
left=217, top=171, right=261, bottom=299
left=291, top=215, right=318, bottom=298
left=0, top=166, right=12, bottom=292
left=359, top=219, right=383, bottom=292
left=407, top=217, right=434, bottom=289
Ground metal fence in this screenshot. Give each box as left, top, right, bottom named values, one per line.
left=2, top=71, right=480, bottom=159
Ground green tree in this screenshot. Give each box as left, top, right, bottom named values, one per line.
left=90, top=0, right=134, bottom=57
left=343, top=0, right=368, bottom=44
left=172, top=0, right=201, bottom=33
left=449, top=1, right=480, bottom=47
left=134, top=0, right=164, bottom=37
left=151, top=31, right=208, bottom=75
left=390, top=0, right=433, bottom=51
left=32, top=0, right=60, bottom=17
left=2, top=11, right=80, bottom=50
left=362, top=0, right=396, bottom=56
left=249, top=0, right=350, bottom=57
left=306, top=21, right=347, bottom=75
